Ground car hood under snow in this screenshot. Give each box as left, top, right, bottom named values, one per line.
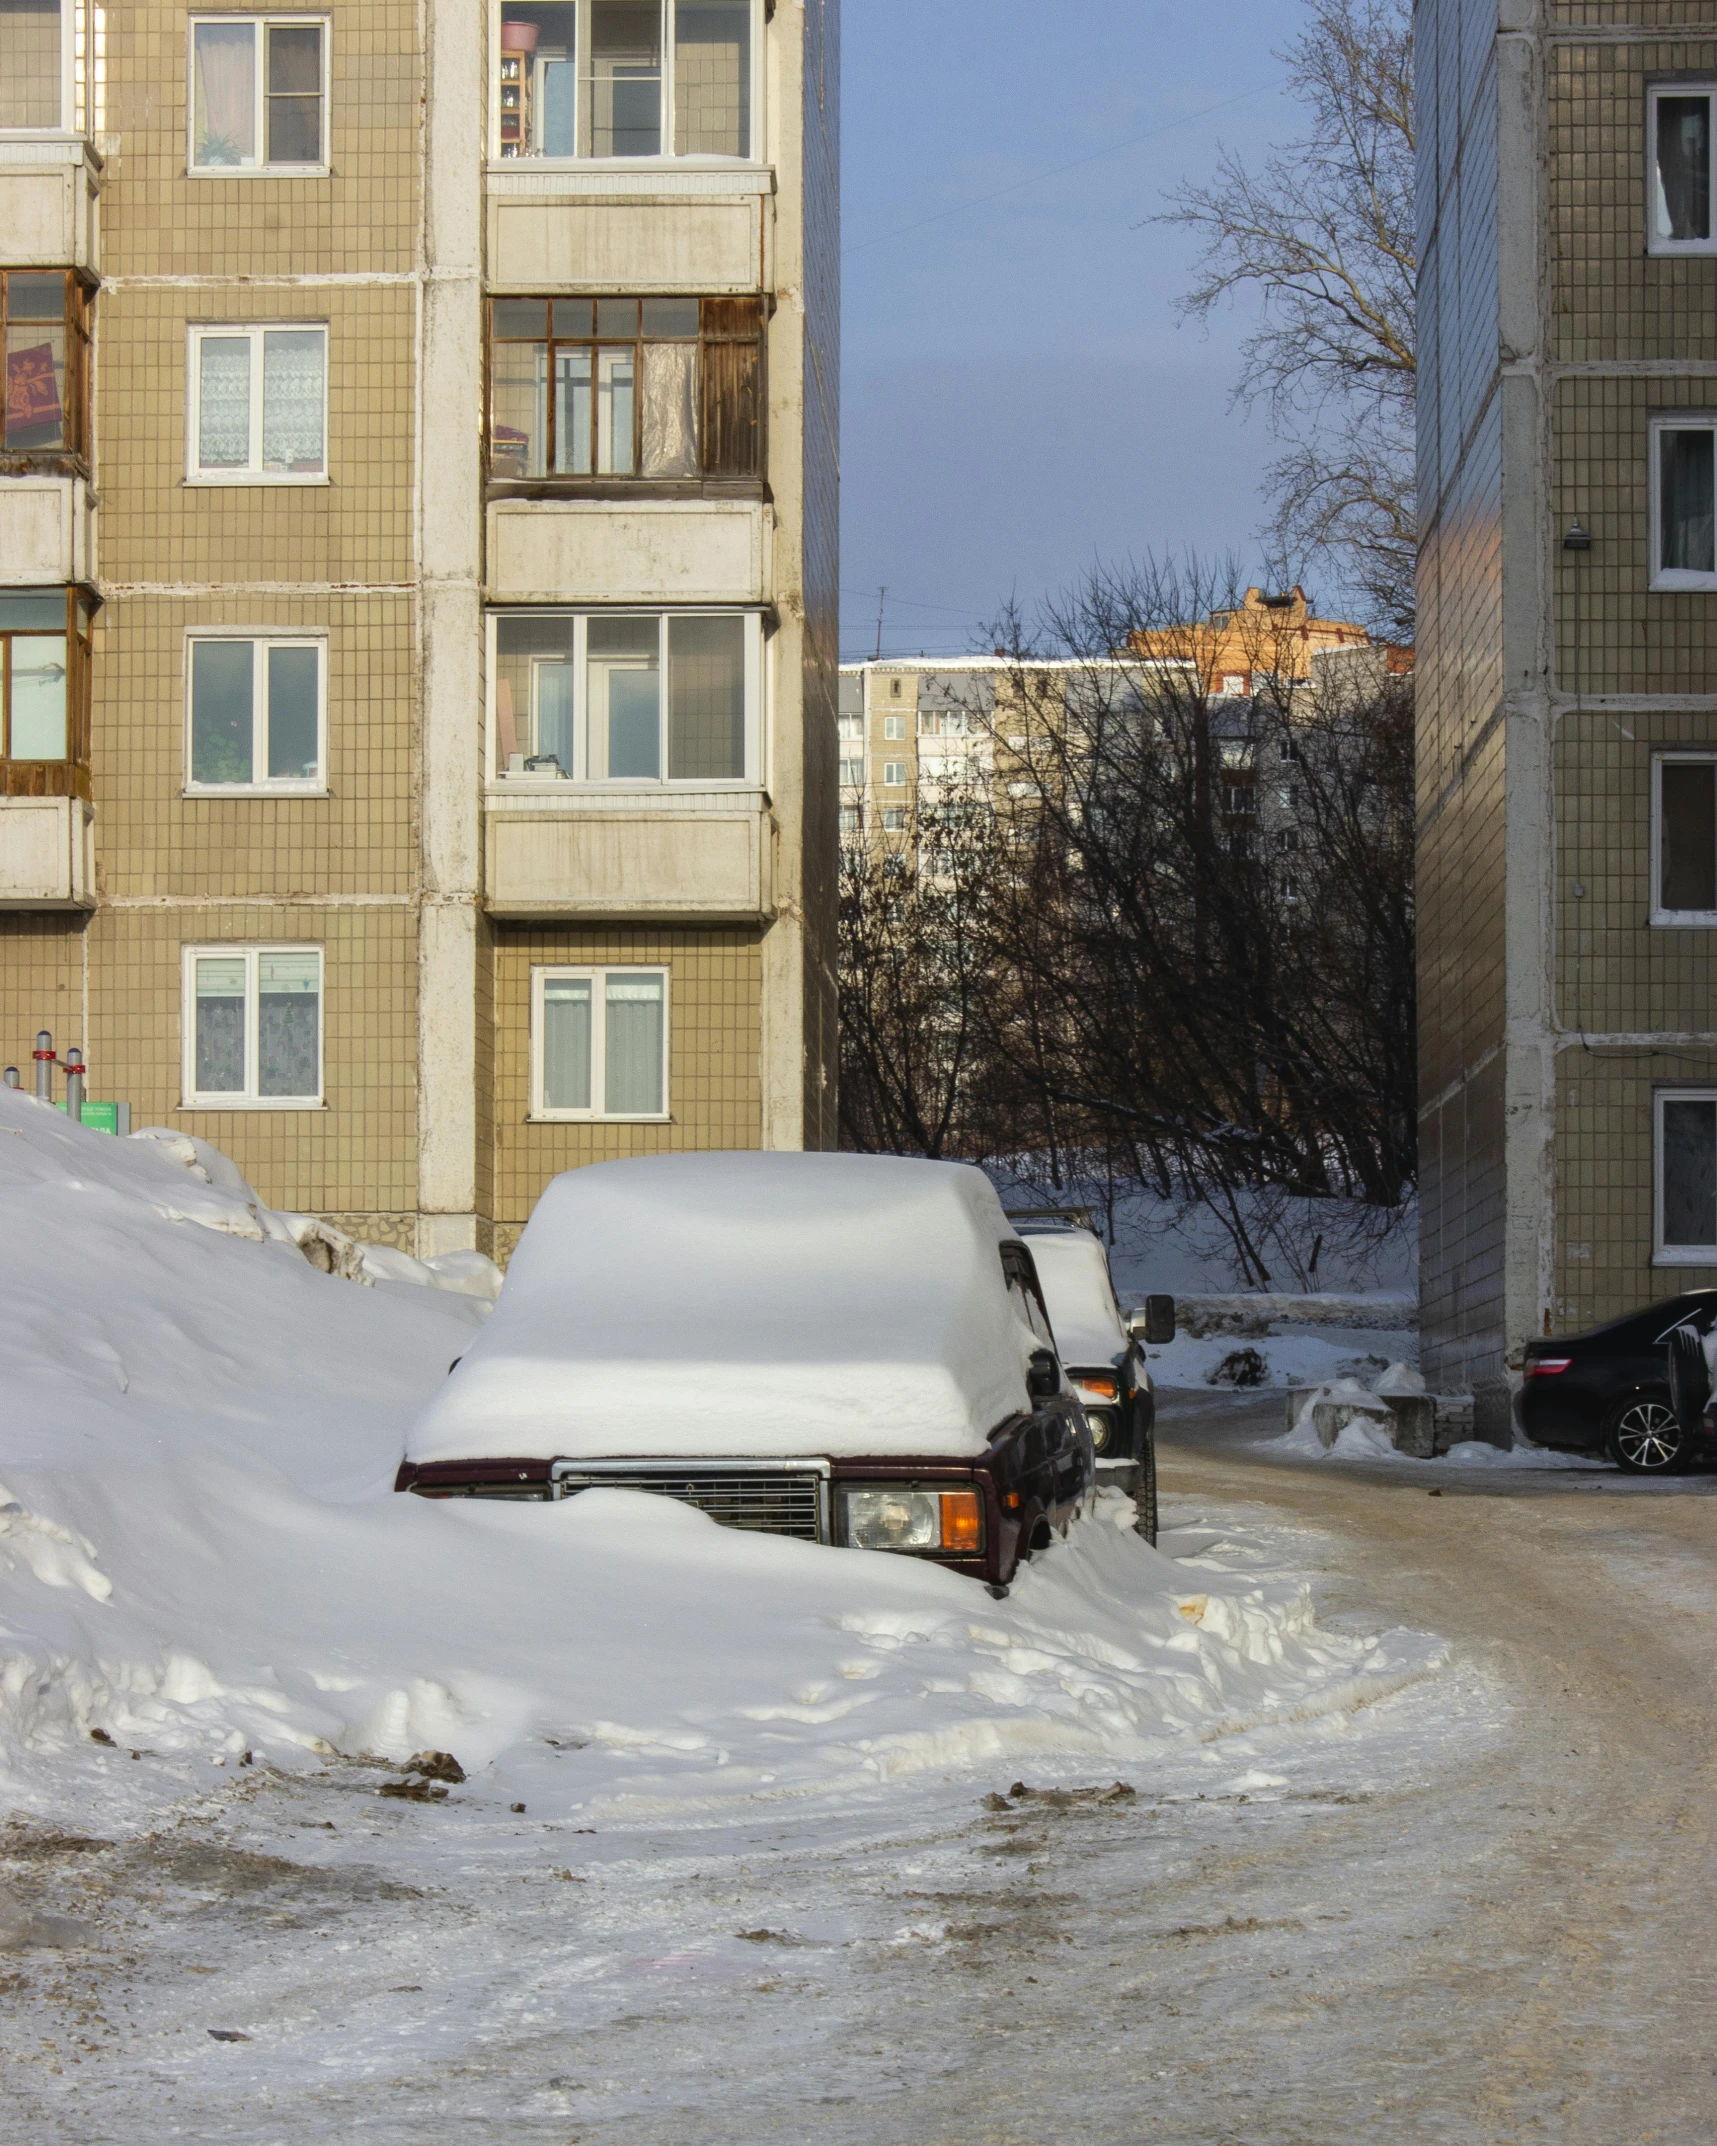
left=406, top=1152, right=1046, bottom=1464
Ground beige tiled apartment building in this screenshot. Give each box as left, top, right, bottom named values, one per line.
left=1418, top=0, right=1717, bottom=1432
left=0, top=0, right=838, bottom=1259
left=836, top=660, right=1002, bottom=838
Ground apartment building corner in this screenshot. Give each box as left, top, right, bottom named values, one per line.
left=0, top=0, right=839, bottom=1262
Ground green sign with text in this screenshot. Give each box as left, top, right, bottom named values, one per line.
left=51, top=1101, right=129, bottom=1135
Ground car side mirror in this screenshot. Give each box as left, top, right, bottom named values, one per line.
left=1131, top=1295, right=1176, bottom=1346
left=1027, top=1349, right=1060, bottom=1402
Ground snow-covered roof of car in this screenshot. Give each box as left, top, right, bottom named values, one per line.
left=407, top=1152, right=1048, bottom=1464
left=1017, top=1227, right=1127, bottom=1368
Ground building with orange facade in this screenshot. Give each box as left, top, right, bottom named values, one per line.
left=1129, top=585, right=1376, bottom=694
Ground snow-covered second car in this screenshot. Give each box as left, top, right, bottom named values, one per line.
left=1010, top=1212, right=1171, bottom=1542
left=396, top=1153, right=1097, bottom=1590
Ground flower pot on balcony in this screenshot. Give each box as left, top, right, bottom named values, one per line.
left=501, top=19, right=540, bottom=52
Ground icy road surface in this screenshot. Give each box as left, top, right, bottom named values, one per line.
left=7, top=1396, right=1715, bottom=2142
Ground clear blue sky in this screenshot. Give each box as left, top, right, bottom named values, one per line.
left=839, top=1, right=1302, bottom=661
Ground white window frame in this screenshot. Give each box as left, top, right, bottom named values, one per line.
left=1655, top=1087, right=1717, bottom=1263
left=1651, top=751, right=1717, bottom=924
left=529, top=964, right=670, bottom=1122
left=1647, top=84, right=1717, bottom=255
left=188, top=15, right=331, bottom=177
left=882, top=760, right=907, bottom=787
left=486, top=608, right=762, bottom=787
left=0, top=0, right=88, bottom=136
left=487, top=0, right=763, bottom=166
left=183, top=632, right=328, bottom=795
left=185, top=322, right=330, bottom=485
left=180, top=944, right=324, bottom=1110
left=1650, top=413, right=1717, bottom=589
left=881, top=806, right=906, bottom=832
left=882, top=714, right=905, bottom=740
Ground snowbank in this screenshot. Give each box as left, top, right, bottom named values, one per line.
left=1146, top=1318, right=1419, bottom=1392
left=1271, top=1395, right=1604, bottom=1471
left=127, top=1122, right=502, bottom=1300
left=409, top=1151, right=1047, bottom=1463
left=0, top=1096, right=1444, bottom=1827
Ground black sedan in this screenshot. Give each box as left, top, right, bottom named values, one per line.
left=1519, top=1289, right=1717, bottom=1470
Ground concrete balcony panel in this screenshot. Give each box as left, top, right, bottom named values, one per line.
left=486, top=799, right=770, bottom=922
left=0, top=798, right=94, bottom=909
left=0, top=139, right=101, bottom=270
left=488, top=499, right=766, bottom=604
left=0, top=478, right=94, bottom=585
left=486, top=170, right=768, bottom=293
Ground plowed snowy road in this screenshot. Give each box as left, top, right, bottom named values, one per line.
left=6, top=1393, right=1716, bottom=2144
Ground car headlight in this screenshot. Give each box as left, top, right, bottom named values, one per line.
left=1083, top=1406, right=1118, bottom=1452
left=841, top=1486, right=982, bottom=1555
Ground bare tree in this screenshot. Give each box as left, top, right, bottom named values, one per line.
left=833, top=558, right=1416, bottom=1268
left=979, top=556, right=1416, bottom=1255
left=836, top=777, right=1009, bottom=1159
left=1158, top=0, right=1415, bottom=636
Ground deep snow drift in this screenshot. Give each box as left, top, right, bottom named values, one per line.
left=0, top=1095, right=1442, bottom=1832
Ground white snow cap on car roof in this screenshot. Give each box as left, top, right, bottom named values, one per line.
left=406, top=1151, right=1046, bottom=1464
left=1023, top=1228, right=1127, bottom=1367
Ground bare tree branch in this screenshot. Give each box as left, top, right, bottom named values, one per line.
left=1156, top=0, right=1416, bottom=636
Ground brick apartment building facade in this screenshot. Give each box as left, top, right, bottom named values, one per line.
left=0, top=0, right=839, bottom=1258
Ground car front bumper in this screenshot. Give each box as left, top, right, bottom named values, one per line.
left=395, top=1453, right=1018, bottom=1586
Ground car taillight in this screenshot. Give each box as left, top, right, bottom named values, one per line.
left=1524, top=1357, right=1573, bottom=1378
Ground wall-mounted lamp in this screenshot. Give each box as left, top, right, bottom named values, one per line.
left=1562, top=521, right=1592, bottom=552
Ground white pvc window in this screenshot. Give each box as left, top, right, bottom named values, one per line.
left=187, top=324, right=328, bottom=482
left=490, top=609, right=759, bottom=782
left=1657, top=1089, right=1717, bottom=1261
left=190, top=17, right=328, bottom=173
left=1652, top=416, right=1717, bottom=588
left=531, top=965, right=668, bottom=1119
left=491, top=0, right=757, bottom=161
left=183, top=945, right=323, bottom=1107
left=186, top=635, right=325, bottom=791
left=1649, top=86, right=1716, bottom=253
left=0, top=0, right=79, bottom=132
left=882, top=760, right=907, bottom=787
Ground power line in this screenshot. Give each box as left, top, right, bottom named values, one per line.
left=839, top=586, right=983, bottom=617
left=841, top=81, right=1278, bottom=260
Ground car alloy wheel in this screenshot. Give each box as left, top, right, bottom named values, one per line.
left=1605, top=1396, right=1684, bottom=1473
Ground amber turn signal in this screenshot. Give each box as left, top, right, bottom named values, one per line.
left=940, top=1490, right=982, bottom=1553
left=1079, top=1375, right=1118, bottom=1400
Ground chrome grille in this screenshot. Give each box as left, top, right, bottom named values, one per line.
left=552, top=1466, right=827, bottom=1541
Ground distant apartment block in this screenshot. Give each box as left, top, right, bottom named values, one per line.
left=0, top=1, right=839, bottom=1259
left=1417, top=0, right=1717, bottom=1431
left=839, top=589, right=1389, bottom=877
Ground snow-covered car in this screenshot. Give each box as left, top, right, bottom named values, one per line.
left=1010, top=1214, right=1171, bottom=1541
left=396, top=1153, right=1096, bottom=1591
